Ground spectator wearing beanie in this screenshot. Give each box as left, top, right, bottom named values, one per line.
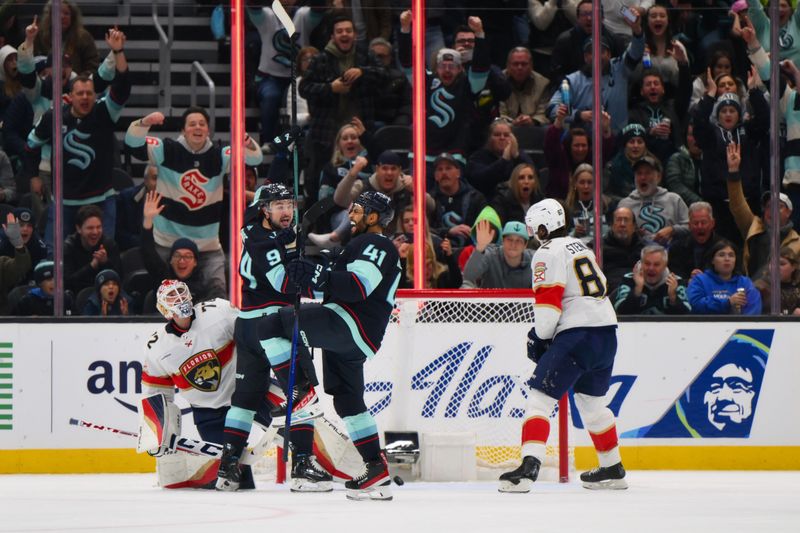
left=0, top=207, right=47, bottom=285
left=14, top=260, right=73, bottom=316
left=140, top=190, right=227, bottom=303
left=82, top=268, right=133, bottom=316
left=692, top=85, right=769, bottom=245
left=0, top=212, right=31, bottom=315
left=604, top=122, right=652, bottom=203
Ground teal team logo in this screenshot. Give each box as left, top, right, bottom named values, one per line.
left=0, top=342, right=12, bottom=430
left=623, top=329, right=772, bottom=438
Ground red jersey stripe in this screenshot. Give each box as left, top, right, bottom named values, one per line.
left=534, top=285, right=565, bottom=310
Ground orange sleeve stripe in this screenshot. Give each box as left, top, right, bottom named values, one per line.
left=534, top=285, right=565, bottom=310
left=216, top=341, right=234, bottom=367
left=141, top=372, right=174, bottom=388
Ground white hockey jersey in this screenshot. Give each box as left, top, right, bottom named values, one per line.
left=141, top=299, right=238, bottom=409
left=531, top=236, right=617, bottom=339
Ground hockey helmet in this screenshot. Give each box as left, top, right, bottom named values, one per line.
left=156, top=279, right=193, bottom=320
left=525, top=199, right=565, bottom=239
left=251, top=183, right=294, bottom=209
left=353, top=191, right=394, bottom=227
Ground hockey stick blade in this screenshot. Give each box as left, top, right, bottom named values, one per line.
left=271, top=0, right=296, bottom=36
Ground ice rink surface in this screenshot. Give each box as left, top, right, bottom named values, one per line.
left=1, top=471, right=798, bottom=533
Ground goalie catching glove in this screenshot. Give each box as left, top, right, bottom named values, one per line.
left=136, top=393, right=181, bottom=457
left=526, top=327, right=551, bottom=364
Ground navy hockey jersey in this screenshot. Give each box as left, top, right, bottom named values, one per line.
left=323, top=232, right=401, bottom=358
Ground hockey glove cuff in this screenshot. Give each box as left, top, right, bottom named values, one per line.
left=526, top=327, right=551, bottom=363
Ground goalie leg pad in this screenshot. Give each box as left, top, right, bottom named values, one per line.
left=137, top=394, right=181, bottom=456
left=157, top=453, right=219, bottom=489
left=313, top=415, right=364, bottom=481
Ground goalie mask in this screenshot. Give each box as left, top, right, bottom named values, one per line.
left=156, top=280, right=193, bottom=320
left=525, top=199, right=565, bottom=241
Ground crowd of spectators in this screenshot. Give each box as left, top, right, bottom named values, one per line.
left=1, top=0, right=800, bottom=317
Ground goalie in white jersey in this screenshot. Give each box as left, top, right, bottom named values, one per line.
left=138, top=280, right=267, bottom=489
left=499, top=198, right=628, bottom=493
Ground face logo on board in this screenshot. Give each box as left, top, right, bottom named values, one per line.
left=622, top=329, right=771, bottom=439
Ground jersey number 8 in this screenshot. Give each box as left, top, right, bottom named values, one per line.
left=573, top=257, right=606, bottom=297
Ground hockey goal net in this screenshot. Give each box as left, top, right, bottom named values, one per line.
left=375, top=289, right=573, bottom=482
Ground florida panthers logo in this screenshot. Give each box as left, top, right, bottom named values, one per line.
left=179, top=170, right=209, bottom=209
left=180, top=350, right=221, bottom=391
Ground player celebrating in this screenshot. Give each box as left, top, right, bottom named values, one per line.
left=499, top=199, right=627, bottom=493
left=139, top=280, right=266, bottom=489
left=229, top=191, right=401, bottom=501
left=216, top=183, right=330, bottom=492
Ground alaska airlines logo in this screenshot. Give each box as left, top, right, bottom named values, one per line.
left=623, top=329, right=772, bottom=438
left=179, top=170, right=209, bottom=209
left=639, top=204, right=666, bottom=233
left=64, top=130, right=96, bottom=170
left=364, top=340, right=635, bottom=422
left=180, top=350, right=221, bottom=392
left=429, top=87, right=456, bottom=128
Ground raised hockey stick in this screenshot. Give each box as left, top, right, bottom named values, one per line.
left=272, top=0, right=302, bottom=464
left=69, top=417, right=276, bottom=466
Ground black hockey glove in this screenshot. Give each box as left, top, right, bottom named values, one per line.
left=317, top=248, right=341, bottom=269
left=275, top=227, right=297, bottom=246
left=270, top=125, right=304, bottom=153
left=526, top=327, right=551, bottom=364
left=287, top=258, right=329, bottom=291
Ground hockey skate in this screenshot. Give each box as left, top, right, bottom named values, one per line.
left=215, top=443, right=242, bottom=491
left=345, top=452, right=392, bottom=501
left=580, top=462, right=628, bottom=490
left=290, top=455, right=334, bottom=493
left=270, top=382, right=322, bottom=428
left=498, top=456, right=540, bottom=493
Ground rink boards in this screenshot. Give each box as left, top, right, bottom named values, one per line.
left=0, top=319, right=799, bottom=473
